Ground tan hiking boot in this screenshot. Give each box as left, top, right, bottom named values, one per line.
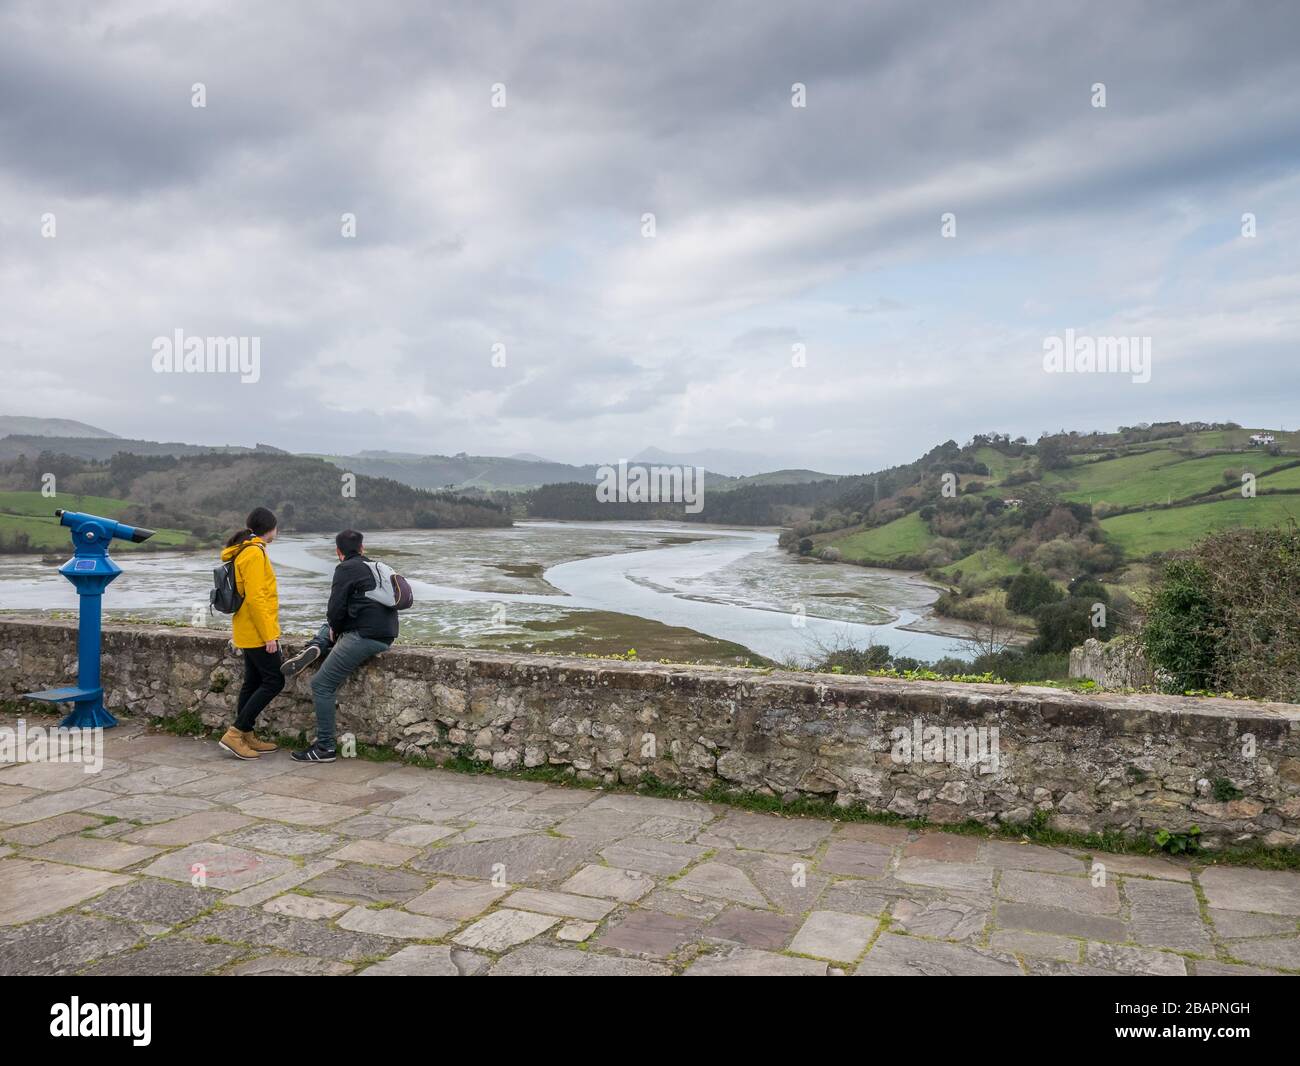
left=218, top=726, right=261, bottom=760
left=243, top=730, right=278, bottom=753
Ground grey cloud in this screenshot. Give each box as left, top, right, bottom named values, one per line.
left=1, top=0, right=1298, bottom=469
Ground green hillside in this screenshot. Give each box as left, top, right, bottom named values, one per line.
left=720, top=469, right=842, bottom=491
left=824, top=510, right=934, bottom=563
left=932, top=546, right=1021, bottom=585
left=1027, top=428, right=1299, bottom=554
left=770, top=422, right=1299, bottom=689
left=971, top=446, right=1033, bottom=482
left=1041, top=448, right=1183, bottom=500
left=0, top=491, right=194, bottom=551
left=1228, top=462, right=1300, bottom=494
left=1054, top=453, right=1282, bottom=509
left=790, top=423, right=1299, bottom=587
left=0, top=490, right=133, bottom=518
left=0, top=453, right=510, bottom=553
left=0, top=416, right=117, bottom=439
left=1101, top=496, right=1300, bottom=556
left=1181, top=428, right=1298, bottom=451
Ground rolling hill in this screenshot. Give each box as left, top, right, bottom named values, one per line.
left=807, top=423, right=1297, bottom=579
left=0, top=452, right=510, bottom=552
left=0, top=416, right=118, bottom=439
left=0, top=490, right=193, bottom=550
left=313, top=450, right=837, bottom=494
left=0, top=435, right=278, bottom=462
left=1100, top=495, right=1300, bottom=556
left=1, top=419, right=838, bottom=495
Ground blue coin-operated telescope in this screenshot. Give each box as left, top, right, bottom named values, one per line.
left=25, top=509, right=154, bottom=728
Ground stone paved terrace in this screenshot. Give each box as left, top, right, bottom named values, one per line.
left=1, top=712, right=1298, bottom=977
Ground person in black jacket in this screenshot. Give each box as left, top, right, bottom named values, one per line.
left=283, top=529, right=398, bottom=763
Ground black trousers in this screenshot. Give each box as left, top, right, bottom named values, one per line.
left=234, top=645, right=285, bottom=731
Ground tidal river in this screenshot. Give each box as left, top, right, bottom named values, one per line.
left=0, top=521, right=971, bottom=665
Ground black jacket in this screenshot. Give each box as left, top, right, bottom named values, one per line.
left=326, top=552, right=398, bottom=644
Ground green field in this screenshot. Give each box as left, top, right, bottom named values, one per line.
left=0, top=491, right=133, bottom=518
left=1041, top=448, right=1184, bottom=500
left=0, top=491, right=192, bottom=550
left=1220, top=463, right=1300, bottom=495
left=971, top=447, right=1032, bottom=482
left=933, top=546, right=1022, bottom=585
left=1039, top=449, right=1300, bottom=509
left=1183, top=428, right=1297, bottom=452
left=1072, top=454, right=1277, bottom=508
left=825, top=510, right=934, bottom=562
left=1100, top=496, right=1299, bottom=556
left=820, top=429, right=1299, bottom=571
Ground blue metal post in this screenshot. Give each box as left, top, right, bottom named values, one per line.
left=24, top=509, right=154, bottom=729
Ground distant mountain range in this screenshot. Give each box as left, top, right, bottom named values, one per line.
left=0, top=417, right=841, bottom=494
left=0, top=415, right=118, bottom=439
left=311, top=452, right=839, bottom=493
left=632, top=446, right=780, bottom=477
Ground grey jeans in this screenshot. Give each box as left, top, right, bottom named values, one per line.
left=307, top=624, right=389, bottom=748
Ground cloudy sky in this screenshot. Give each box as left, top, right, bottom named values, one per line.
left=2, top=0, right=1298, bottom=474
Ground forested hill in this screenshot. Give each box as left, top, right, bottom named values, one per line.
left=522, top=439, right=961, bottom=525
left=0, top=434, right=280, bottom=462
left=0, top=451, right=509, bottom=551
left=523, top=477, right=850, bottom=524
left=797, top=421, right=1298, bottom=577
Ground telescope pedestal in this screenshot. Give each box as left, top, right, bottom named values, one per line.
left=22, top=509, right=154, bottom=730
left=24, top=553, right=122, bottom=729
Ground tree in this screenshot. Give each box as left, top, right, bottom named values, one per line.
left=1067, top=575, right=1109, bottom=603
left=961, top=601, right=1018, bottom=660
left=1030, top=597, right=1109, bottom=653
left=1035, top=435, right=1072, bottom=471
left=1006, top=570, right=1063, bottom=615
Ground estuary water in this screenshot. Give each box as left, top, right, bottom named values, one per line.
left=0, top=521, right=971, bottom=665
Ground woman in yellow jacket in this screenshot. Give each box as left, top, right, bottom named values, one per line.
left=218, top=507, right=285, bottom=760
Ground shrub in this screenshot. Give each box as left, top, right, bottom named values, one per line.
left=1142, top=559, right=1222, bottom=692
left=1142, top=525, right=1300, bottom=701
left=1030, top=537, right=1081, bottom=576
left=972, top=649, right=1069, bottom=682
left=1067, top=575, right=1109, bottom=603
left=815, top=645, right=892, bottom=674
left=1030, top=596, right=1112, bottom=653
left=1006, top=569, right=1063, bottom=615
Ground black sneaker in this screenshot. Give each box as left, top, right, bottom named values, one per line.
left=281, top=644, right=322, bottom=678
left=291, top=742, right=336, bottom=763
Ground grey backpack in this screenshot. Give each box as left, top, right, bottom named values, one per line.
left=361, top=558, right=414, bottom=610
left=210, top=542, right=257, bottom=614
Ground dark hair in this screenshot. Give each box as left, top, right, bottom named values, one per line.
left=335, top=529, right=364, bottom=556
left=224, top=506, right=278, bottom=548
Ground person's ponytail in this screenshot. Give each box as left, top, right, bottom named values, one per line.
left=225, top=527, right=254, bottom=548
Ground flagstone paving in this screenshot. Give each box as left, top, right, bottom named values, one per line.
left=1, top=713, right=1299, bottom=976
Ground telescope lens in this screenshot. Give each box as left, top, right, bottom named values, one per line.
left=131, top=527, right=156, bottom=543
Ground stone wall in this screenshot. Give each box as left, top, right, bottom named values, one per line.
left=3, top=617, right=1299, bottom=848
left=1069, top=637, right=1158, bottom=690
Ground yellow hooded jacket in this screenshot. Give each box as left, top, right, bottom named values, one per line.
left=221, top=537, right=281, bottom=648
